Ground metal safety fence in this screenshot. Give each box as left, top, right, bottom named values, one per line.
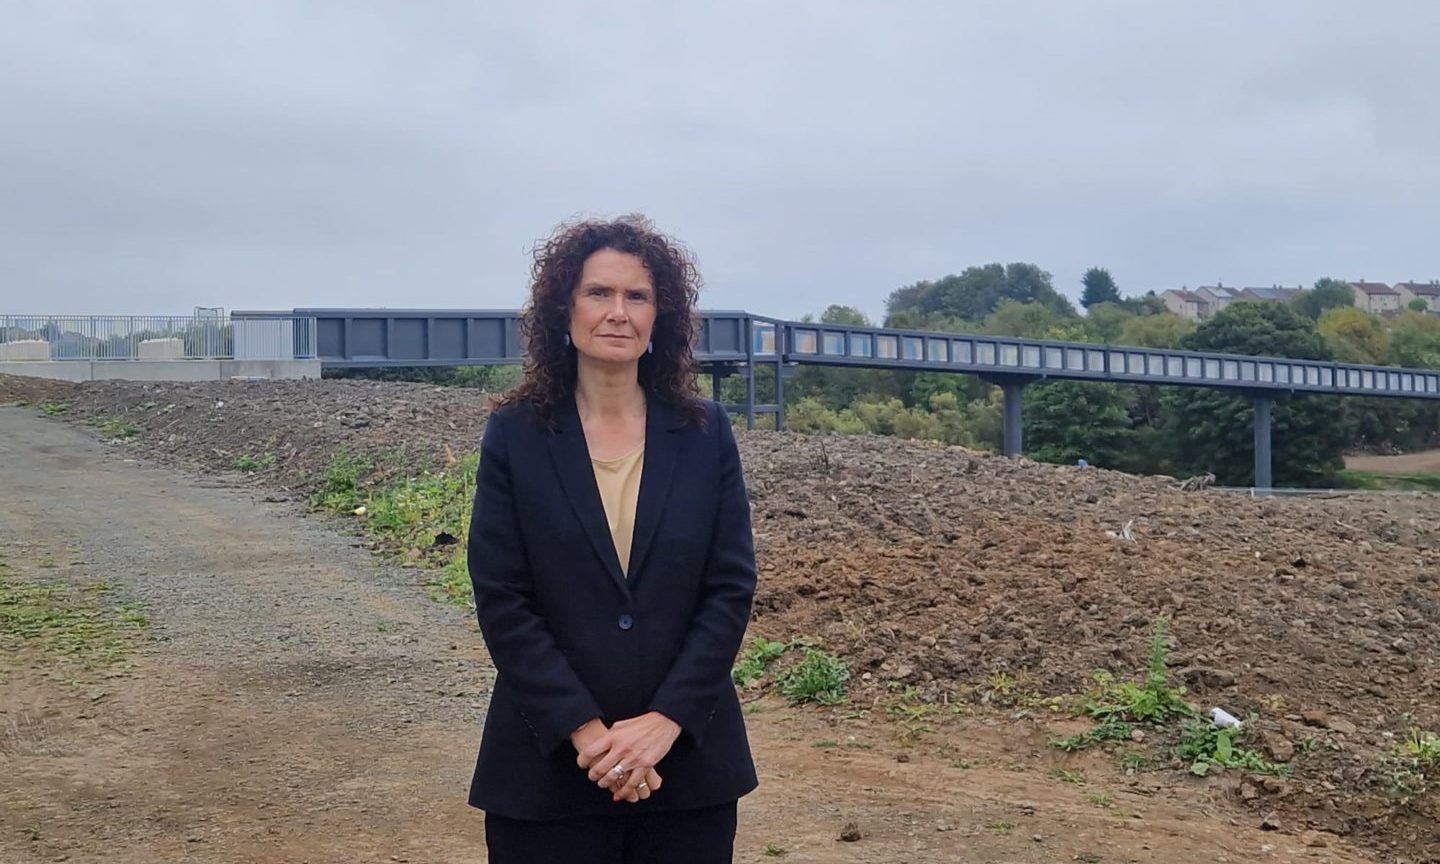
left=0, top=314, right=317, bottom=361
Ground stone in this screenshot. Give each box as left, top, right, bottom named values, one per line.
left=1260, top=811, right=1281, bottom=831
left=1240, top=783, right=1259, bottom=801
left=1262, top=732, right=1294, bottom=763
left=839, top=822, right=862, bottom=842
left=1327, top=717, right=1358, bottom=736
left=1300, top=831, right=1329, bottom=848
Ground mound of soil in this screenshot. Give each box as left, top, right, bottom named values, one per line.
left=12, top=373, right=1439, bottom=852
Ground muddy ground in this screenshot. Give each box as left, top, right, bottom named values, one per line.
left=3, top=374, right=1439, bottom=862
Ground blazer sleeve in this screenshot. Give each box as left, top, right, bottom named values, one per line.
left=468, top=410, right=604, bottom=757
left=647, top=402, right=757, bottom=746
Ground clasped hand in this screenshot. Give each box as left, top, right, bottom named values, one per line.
left=572, top=712, right=681, bottom=804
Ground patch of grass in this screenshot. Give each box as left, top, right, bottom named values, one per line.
left=1339, top=469, right=1440, bottom=493
left=231, top=453, right=276, bottom=473
left=845, top=739, right=873, bottom=750
left=1051, top=718, right=1135, bottom=752
left=886, top=684, right=937, bottom=722
left=1383, top=728, right=1440, bottom=801
left=812, top=739, right=838, bottom=748
left=776, top=647, right=851, bottom=705
left=1120, top=750, right=1151, bottom=771
left=732, top=636, right=790, bottom=686
left=987, top=820, right=1014, bottom=835
left=1087, top=792, right=1115, bottom=808
left=763, top=844, right=787, bottom=857
left=948, top=756, right=974, bottom=769
left=1049, top=767, right=1087, bottom=785
left=0, top=567, right=148, bottom=669
left=314, top=450, right=375, bottom=512
left=364, top=454, right=477, bottom=550
left=94, top=416, right=138, bottom=439
left=39, top=401, right=68, bottom=415
left=424, top=547, right=474, bottom=609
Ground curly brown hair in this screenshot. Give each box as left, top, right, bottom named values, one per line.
left=496, top=214, right=706, bottom=428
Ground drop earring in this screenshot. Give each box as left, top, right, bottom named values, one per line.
left=562, top=333, right=571, bottom=346
left=646, top=340, right=654, bottom=354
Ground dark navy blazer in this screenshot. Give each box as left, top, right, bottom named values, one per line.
left=466, top=394, right=759, bottom=820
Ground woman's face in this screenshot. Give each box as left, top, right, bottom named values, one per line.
left=569, top=248, right=657, bottom=368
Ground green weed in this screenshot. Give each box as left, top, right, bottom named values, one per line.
left=39, top=401, right=68, bottom=415
left=1085, top=620, right=1192, bottom=724
left=94, top=417, right=138, bottom=439
left=232, top=453, right=276, bottom=473
left=1177, top=718, right=1291, bottom=778
left=732, top=636, right=790, bottom=686
left=1048, top=767, right=1087, bottom=785
left=1051, top=719, right=1134, bottom=752
left=776, top=647, right=851, bottom=705
left=314, top=450, right=375, bottom=512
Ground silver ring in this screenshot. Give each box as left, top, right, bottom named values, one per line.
left=612, top=765, right=626, bottom=777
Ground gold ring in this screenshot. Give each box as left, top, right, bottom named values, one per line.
left=638, top=782, right=649, bottom=790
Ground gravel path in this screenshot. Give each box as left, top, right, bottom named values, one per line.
left=0, top=407, right=492, bottom=863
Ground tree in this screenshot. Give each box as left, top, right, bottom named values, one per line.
left=1080, top=267, right=1121, bottom=309
left=1317, top=306, right=1389, bottom=364
left=818, top=304, right=872, bottom=327
left=1118, top=313, right=1194, bottom=348
left=1409, top=298, right=1430, bottom=313
left=1292, top=278, right=1355, bottom=320
left=983, top=300, right=1080, bottom=340
left=886, top=262, right=1076, bottom=324
left=1024, top=381, right=1137, bottom=467
left=1162, top=303, right=1346, bottom=487
left=1082, top=302, right=1132, bottom=343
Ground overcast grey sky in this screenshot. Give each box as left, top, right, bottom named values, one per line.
left=2, top=1, right=1437, bottom=320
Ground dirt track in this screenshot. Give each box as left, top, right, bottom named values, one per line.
left=1, top=381, right=1435, bottom=862
left=1347, top=450, right=1440, bottom=475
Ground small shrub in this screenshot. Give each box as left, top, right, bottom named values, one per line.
left=777, top=647, right=850, bottom=705
left=39, top=401, right=68, bottom=415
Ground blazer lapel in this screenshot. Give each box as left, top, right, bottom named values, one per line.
left=626, top=399, right=681, bottom=585
left=546, top=396, right=629, bottom=597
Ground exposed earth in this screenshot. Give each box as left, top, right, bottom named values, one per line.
left=3, top=373, right=1439, bottom=863
left=1347, top=450, right=1440, bottom=475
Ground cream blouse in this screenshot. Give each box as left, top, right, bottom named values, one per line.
left=590, top=443, right=645, bottom=577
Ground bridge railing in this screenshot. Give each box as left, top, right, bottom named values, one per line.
left=0, top=314, right=318, bottom=362
left=779, top=321, right=1440, bottom=399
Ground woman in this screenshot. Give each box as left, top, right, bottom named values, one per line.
left=466, top=215, right=759, bottom=863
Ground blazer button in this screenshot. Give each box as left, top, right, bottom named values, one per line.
left=617, top=614, right=634, bottom=631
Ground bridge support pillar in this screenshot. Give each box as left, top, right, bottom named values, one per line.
left=1253, top=394, right=1273, bottom=491
left=1001, top=380, right=1025, bottom=458
left=774, top=357, right=786, bottom=431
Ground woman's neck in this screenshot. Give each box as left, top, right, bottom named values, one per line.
left=574, top=357, right=645, bottom=422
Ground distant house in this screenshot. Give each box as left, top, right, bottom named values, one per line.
left=1238, top=285, right=1304, bottom=304
left=1191, top=285, right=1240, bottom=317
left=1393, top=281, right=1440, bottom=313
left=1350, top=281, right=1401, bottom=315
left=1160, top=289, right=1208, bottom=321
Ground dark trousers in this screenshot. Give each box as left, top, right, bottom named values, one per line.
left=484, top=801, right=737, bottom=864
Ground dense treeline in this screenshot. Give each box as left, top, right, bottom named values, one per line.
left=767, top=266, right=1440, bottom=486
